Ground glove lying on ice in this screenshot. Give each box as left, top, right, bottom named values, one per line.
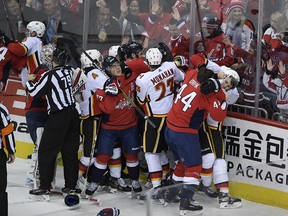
left=200, top=78, right=220, bottom=95
left=97, top=207, right=120, bottom=216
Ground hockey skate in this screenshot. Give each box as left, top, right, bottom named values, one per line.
left=180, top=198, right=203, bottom=216
left=132, top=180, right=142, bottom=193
left=197, top=184, right=218, bottom=199
left=29, top=188, right=50, bottom=201
left=218, top=192, right=242, bottom=209
left=61, top=187, right=82, bottom=195
left=84, top=182, right=99, bottom=198
left=109, top=177, right=132, bottom=196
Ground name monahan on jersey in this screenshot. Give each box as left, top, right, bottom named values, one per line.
left=136, top=61, right=184, bottom=116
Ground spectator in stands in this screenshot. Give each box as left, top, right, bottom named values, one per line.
left=118, top=0, right=147, bottom=45
left=4, top=0, right=42, bottom=41
left=222, top=36, right=275, bottom=118
left=263, top=59, right=288, bottom=122
left=120, top=0, right=173, bottom=47
left=262, top=10, right=288, bottom=51
left=221, top=0, right=254, bottom=51
left=41, top=0, right=83, bottom=45
left=87, top=5, right=121, bottom=54
left=194, top=13, right=235, bottom=67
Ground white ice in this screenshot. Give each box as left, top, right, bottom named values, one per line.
left=7, top=158, right=288, bottom=216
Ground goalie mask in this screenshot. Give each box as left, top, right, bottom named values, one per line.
left=26, top=21, right=46, bottom=37
left=40, top=44, right=55, bottom=69
left=80, top=49, right=103, bottom=69
left=145, top=48, right=163, bottom=66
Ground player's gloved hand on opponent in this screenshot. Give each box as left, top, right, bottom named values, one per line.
left=200, top=78, right=220, bottom=95
left=104, top=78, right=121, bottom=96
left=0, top=30, right=13, bottom=46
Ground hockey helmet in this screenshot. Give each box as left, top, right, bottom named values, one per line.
left=126, top=41, right=143, bottom=55
left=145, top=48, right=163, bottom=66
left=117, top=43, right=129, bottom=61
left=80, top=49, right=103, bottom=69
left=53, top=48, right=68, bottom=65
left=202, top=13, right=219, bottom=28
left=108, top=45, right=120, bottom=57
left=102, top=56, right=119, bottom=74
left=220, top=66, right=240, bottom=88
left=40, top=44, right=55, bottom=69
left=26, top=21, right=46, bottom=37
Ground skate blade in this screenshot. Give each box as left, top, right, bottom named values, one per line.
left=180, top=209, right=203, bottom=216
left=219, top=202, right=242, bottom=209
left=29, top=194, right=50, bottom=201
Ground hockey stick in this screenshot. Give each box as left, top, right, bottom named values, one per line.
left=195, top=0, right=207, bottom=58
left=1, top=0, right=16, bottom=40
left=80, top=48, right=157, bottom=129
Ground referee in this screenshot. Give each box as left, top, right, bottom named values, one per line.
left=0, top=103, right=16, bottom=216
left=26, top=48, right=80, bottom=197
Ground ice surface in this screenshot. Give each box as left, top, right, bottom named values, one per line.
left=7, top=158, right=288, bottom=216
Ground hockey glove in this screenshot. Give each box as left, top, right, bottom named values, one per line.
left=104, top=78, right=120, bottom=96
left=97, top=207, right=120, bottom=216
left=200, top=78, right=220, bottom=95
left=173, top=55, right=188, bottom=70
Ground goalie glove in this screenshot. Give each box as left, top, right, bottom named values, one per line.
left=200, top=78, right=220, bottom=95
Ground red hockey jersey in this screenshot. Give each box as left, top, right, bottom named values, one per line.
left=166, top=68, right=227, bottom=134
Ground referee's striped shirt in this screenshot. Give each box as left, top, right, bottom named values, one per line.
left=0, top=103, right=16, bottom=154
left=26, top=66, right=75, bottom=114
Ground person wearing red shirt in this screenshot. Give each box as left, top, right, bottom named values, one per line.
left=85, top=56, right=142, bottom=197
left=165, top=65, right=227, bottom=215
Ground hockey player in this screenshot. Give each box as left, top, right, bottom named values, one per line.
left=198, top=66, right=242, bottom=208
left=11, top=21, right=46, bottom=85
left=135, top=48, right=184, bottom=192
left=164, top=63, right=228, bottom=215
left=0, top=103, right=16, bottom=216
left=76, top=49, right=107, bottom=191
left=85, top=56, right=142, bottom=197
left=0, top=30, right=26, bottom=89
left=25, top=44, right=54, bottom=189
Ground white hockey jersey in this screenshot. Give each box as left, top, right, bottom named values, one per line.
left=79, top=68, right=108, bottom=117
left=136, top=61, right=185, bottom=116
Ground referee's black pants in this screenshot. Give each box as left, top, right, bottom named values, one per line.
left=38, top=107, right=80, bottom=190
left=0, top=149, right=8, bottom=216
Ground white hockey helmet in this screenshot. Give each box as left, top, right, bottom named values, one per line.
left=108, top=45, right=120, bottom=57
left=80, top=49, right=103, bottom=68
left=26, top=21, right=46, bottom=37
left=220, top=66, right=240, bottom=88
left=145, top=48, right=163, bottom=66
left=40, top=43, right=55, bottom=69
